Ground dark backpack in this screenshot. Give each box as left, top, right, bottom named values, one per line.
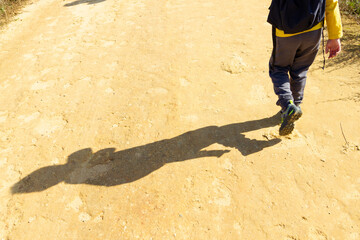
left=267, top=0, right=325, bottom=34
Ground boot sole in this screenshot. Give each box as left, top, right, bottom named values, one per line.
left=279, top=111, right=302, bottom=136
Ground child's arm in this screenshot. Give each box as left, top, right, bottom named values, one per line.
left=325, top=0, right=343, bottom=58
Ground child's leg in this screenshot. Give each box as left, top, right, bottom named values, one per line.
left=269, top=36, right=301, bottom=110
left=289, top=29, right=322, bottom=106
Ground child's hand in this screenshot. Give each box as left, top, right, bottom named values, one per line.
left=326, top=39, right=341, bottom=59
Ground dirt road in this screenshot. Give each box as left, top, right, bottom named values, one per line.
left=0, top=0, right=359, bottom=239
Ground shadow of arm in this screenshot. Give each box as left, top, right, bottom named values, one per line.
left=219, top=112, right=281, bottom=134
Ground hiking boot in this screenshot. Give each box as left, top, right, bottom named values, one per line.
left=279, top=100, right=302, bottom=136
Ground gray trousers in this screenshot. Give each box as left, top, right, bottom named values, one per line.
left=269, top=28, right=322, bottom=109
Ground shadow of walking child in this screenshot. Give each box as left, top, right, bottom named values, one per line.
left=12, top=113, right=281, bottom=194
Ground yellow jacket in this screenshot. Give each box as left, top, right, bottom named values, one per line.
left=276, top=0, right=343, bottom=39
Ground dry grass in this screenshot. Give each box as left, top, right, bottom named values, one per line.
left=323, top=15, right=360, bottom=69
left=340, top=0, right=360, bottom=20
left=343, top=0, right=360, bottom=14
left=0, top=0, right=30, bottom=27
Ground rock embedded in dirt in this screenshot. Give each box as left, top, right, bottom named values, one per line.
left=78, top=212, right=91, bottom=223
left=221, top=54, right=247, bottom=74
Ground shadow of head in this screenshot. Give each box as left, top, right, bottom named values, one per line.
left=64, top=0, right=106, bottom=7
left=11, top=148, right=116, bottom=194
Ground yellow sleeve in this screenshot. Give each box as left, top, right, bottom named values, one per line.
left=325, top=0, right=343, bottom=39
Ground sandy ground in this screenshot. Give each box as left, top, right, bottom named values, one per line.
left=0, top=0, right=359, bottom=239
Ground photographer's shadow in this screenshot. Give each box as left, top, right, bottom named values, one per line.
left=12, top=113, right=281, bottom=194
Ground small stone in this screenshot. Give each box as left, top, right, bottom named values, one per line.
left=221, top=54, right=246, bottom=74
left=78, top=212, right=91, bottom=222
left=93, top=212, right=104, bottom=223
left=105, top=88, right=114, bottom=94
left=28, top=216, right=36, bottom=223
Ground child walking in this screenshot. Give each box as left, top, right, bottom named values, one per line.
left=267, top=0, right=343, bottom=135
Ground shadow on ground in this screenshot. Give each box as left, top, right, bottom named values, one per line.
left=64, top=0, right=106, bottom=7
left=12, top=113, right=281, bottom=194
